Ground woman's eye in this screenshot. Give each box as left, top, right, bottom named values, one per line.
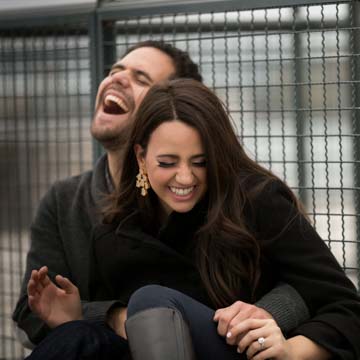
left=158, top=162, right=175, bottom=168
left=193, top=160, right=206, bottom=167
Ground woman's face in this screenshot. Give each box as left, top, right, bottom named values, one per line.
left=136, top=120, right=207, bottom=217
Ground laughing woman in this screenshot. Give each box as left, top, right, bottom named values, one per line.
left=28, top=79, right=360, bottom=360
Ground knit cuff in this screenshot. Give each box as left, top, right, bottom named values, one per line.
left=81, top=300, right=121, bottom=323
left=255, top=283, right=310, bottom=333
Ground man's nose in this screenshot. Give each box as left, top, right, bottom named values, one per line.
left=110, top=69, right=131, bottom=88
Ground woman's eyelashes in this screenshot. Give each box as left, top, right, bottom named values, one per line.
left=158, top=161, right=175, bottom=168
left=192, top=160, right=207, bottom=167
left=157, top=160, right=207, bottom=168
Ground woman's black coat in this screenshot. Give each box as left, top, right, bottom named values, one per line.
left=90, top=181, right=360, bottom=360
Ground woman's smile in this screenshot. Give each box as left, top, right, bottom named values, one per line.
left=169, top=186, right=195, bottom=197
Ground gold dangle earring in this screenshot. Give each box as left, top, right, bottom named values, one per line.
left=136, top=166, right=150, bottom=196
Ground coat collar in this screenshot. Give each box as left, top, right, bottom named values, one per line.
left=91, top=153, right=111, bottom=204
left=114, top=198, right=208, bottom=256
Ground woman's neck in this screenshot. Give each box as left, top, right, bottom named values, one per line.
left=157, top=204, right=172, bottom=228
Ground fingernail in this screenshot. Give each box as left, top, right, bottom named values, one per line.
left=226, top=331, right=232, bottom=338
left=237, top=348, right=241, bottom=353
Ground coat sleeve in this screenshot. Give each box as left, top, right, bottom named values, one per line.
left=255, top=282, right=310, bottom=334
left=254, top=182, right=360, bottom=360
left=12, top=184, right=119, bottom=347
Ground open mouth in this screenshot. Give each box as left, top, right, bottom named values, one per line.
left=169, top=186, right=195, bottom=196
left=103, top=94, right=129, bottom=115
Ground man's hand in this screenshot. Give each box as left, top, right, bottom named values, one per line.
left=27, top=265, right=82, bottom=328
left=213, top=300, right=273, bottom=346
left=107, top=306, right=128, bottom=339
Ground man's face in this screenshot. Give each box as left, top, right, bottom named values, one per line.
left=91, top=46, right=176, bottom=149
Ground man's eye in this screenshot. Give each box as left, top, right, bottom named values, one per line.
left=137, top=77, right=150, bottom=86
left=158, top=162, right=175, bottom=168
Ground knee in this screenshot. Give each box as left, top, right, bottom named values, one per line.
left=51, top=320, right=125, bottom=348
left=28, top=321, right=101, bottom=358
left=128, top=285, right=175, bottom=317
left=28, top=321, right=127, bottom=359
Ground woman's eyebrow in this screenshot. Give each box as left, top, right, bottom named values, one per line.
left=156, top=154, right=205, bottom=159
left=156, top=154, right=178, bottom=159
left=191, top=154, right=206, bottom=159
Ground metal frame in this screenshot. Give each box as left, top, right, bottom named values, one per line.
left=0, top=12, right=93, bottom=30
left=0, top=1, right=359, bottom=358
left=97, top=0, right=351, bottom=20
left=90, top=13, right=118, bottom=161
left=1, top=0, right=347, bottom=165
left=1, top=0, right=357, bottom=250
left=93, top=0, right=360, bottom=285
left=0, top=1, right=96, bottom=23
left=351, top=2, right=360, bottom=289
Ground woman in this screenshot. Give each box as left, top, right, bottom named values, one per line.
left=89, top=78, right=360, bottom=359
left=28, top=79, right=360, bottom=360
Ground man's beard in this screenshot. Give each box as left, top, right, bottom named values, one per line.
left=91, top=83, right=136, bottom=151
left=90, top=117, right=132, bottom=151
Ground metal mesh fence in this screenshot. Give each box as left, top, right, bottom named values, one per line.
left=107, top=1, right=359, bottom=284
left=0, top=1, right=359, bottom=359
left=0, top=23, right=93, bottom=359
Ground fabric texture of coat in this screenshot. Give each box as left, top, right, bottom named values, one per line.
left=12, top=154, right=116, bottom=345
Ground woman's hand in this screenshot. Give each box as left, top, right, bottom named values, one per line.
left=228, top=318, right=291, bottom=360
left=214, top=301, right=293, bottom=358
left=214, top=300, right=274, bottom=341
left=27, top=265, right=82, bottom=328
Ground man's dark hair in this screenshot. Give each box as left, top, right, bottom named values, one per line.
left=123, top=40, right=203, bottom=83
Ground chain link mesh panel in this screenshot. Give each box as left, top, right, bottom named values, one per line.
left=104, top=2, right=359, bottom=287
left=0, top=23, right=92, bottom=359
left=0, top=1, right=359, bottom=359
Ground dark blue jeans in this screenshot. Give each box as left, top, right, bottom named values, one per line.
left=26, top=285, right=242, bottom=360
left=127, top=285, right=242, bottom=360
left=25, top=320, right=130, bottom=360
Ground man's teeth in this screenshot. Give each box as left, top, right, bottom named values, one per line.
left=170, top=187, right=194, bottom=196
left=104, top=94, right=129, bottom=112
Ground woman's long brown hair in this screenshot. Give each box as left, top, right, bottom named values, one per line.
left=103, top=79, right=304, bottom=307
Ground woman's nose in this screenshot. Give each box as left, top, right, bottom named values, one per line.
left=175, top=167, right=194, bottom=185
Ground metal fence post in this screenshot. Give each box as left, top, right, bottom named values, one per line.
left=91, top=14, right=117, bottom=162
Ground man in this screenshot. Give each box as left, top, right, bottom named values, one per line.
left=13, top=41, right=308, bottom=356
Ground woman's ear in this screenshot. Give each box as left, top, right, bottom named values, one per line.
left=134, top=144, right=145, bottom=170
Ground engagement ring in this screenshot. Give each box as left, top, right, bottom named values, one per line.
left=257, top=337, right=266, bottom=349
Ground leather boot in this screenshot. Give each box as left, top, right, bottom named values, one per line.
left=125, top=307, right=197, bottom=360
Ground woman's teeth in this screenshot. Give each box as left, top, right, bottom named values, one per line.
left=170, top=186, right=194, bottom=196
